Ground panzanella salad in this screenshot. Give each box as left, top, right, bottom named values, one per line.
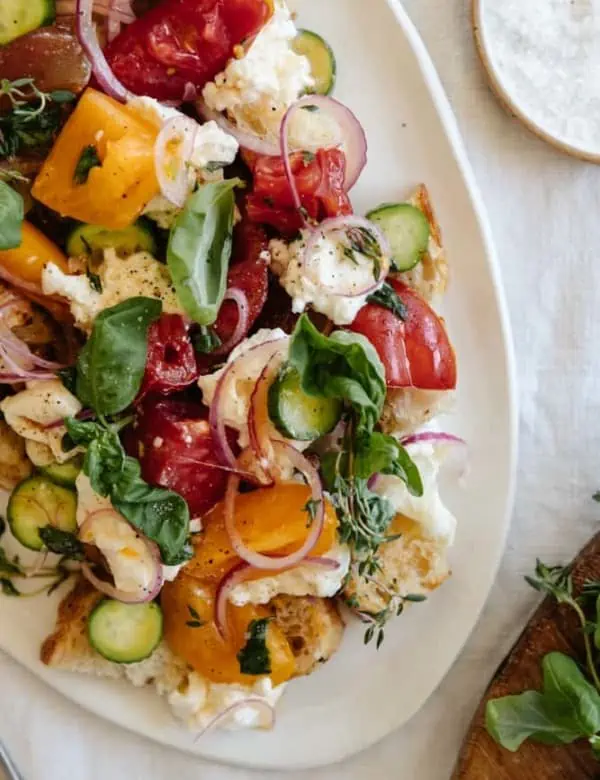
left=0, top=0, right=461, bottom=734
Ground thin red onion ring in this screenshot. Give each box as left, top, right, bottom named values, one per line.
left=224, top=441, right=325, bottom=572
left=80, top=509, right=164, bottom=603
left=401, top=432, right=466, bottom=448
left=193, top=698, right=275, bottom=740
left=281, top=95, right=367, bottom=195
left=208, top=337, right=287, bottom=470
left=196, top=97, right=280, bottom=156
left=76, top=0, right=134, bottom=103
left=247, top=352, right=285, bottom=477
left=302, top=216, right=391, bottom=298
left=211, top=288, right=250, bottom=357
left=154, top=115, right=198, bottom=207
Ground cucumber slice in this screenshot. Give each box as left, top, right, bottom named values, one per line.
left=366, top=203, right=430, bottom=272
left=40, top=455, right=83, bottom=487
left=293, top=29, right=336, bottom=96
left=88, top=599, right=163, bottom=664
left=66, top=219, right=157, bottom=259
left=7, top=475, right=77, bottom=551
left=0, top=0, right=55, bottom=46
left=268, top=363, right=342, bottom=441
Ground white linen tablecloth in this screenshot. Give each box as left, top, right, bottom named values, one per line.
left=3, top=1, right=600, bottom=777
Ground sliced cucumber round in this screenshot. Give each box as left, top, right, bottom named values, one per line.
left=0, top=0, right=55, bottom=46
left=65, top=219, right=157, bottom=259
left=40, top=455, right=83, bottom=488
left=7, top=475, right=77, bottom=551
left=268, top=363, right=342, bottom=441
left=366, top=203, right=430, bottom=272
left=88, top=599, right=163, bottom=664
left=293, top=29, right=336, bottom=96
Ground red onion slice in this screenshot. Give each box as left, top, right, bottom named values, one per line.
left=208, top=337, right=287, bottom=470
left=76, top=0, right=134, bottom=103
left=211, top=288, right=250, bottom=357
left=154, top=115, right=198, bottom=207
left=302, top=215, right=391, bottom=298
left=247, top=353, right=285, bottom=477
left=224, top=441, right=325, bottom=572
left=281, top=95, right=367, bottom=192
left=401, top=432, right=466, bottom=448
left=399, top=431, right=469, bottom=483
left=80, top=509, right=164, bottom=603
left=194, top=698, right=275, bottom=740
left=196, top=97, right=281, bottom=156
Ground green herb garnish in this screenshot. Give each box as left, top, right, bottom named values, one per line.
left=367, top=283, right=408, bottom=320
left=74, top=145, right=101, bottom=185
left=237, top=618, right=272, bottom=675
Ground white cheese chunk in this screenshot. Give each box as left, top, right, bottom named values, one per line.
left=42, top=249, right=183, bottom=332
left=0, top=379, right=81, bottom=464
left=229, top=542, right=351, bottom=606
left=269, top=232, right=383, bottom=326
left=373, top=441, right=457, bottom=542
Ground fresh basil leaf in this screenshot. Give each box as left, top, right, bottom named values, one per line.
left=74, top=145, right=101, bottom=185
left=486, top=690, right=582, bottom=752
left=289, top=315, right=386, bottom=436
left=168, top=179, right=240, bottom=326
left=486, top=652, right=600, bottom=752
left=237, top=618, right=272, bottom=675
left=0, top=180, right=23, bottom=250
left=66, top=417, right=191, bottom=565
left=367, top=282, right=407, bottom=320
left=75, top=297, right=162, bottom=416
left=39, top=527, right=84, bottom=560
left=541, top=652, right=600, bottom=737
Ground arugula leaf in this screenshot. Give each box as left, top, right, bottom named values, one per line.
left=367, top=282, right=407, bottom=320
left=168, top=179, right=240, bottom=326
left=237, top=618, right=272, bottom=675
left=74, top=145, right=101, bottom=185
left=39, top=527, right=84, bottom=560
left=486, top=653, right=600, bottom=752
left=0, top=180, right=23, bottom=250
left=289, top=315, right=386, bottom=437
left=66, top=418, right=191, bottom=565
left=75, top=297, right=162, bottom=417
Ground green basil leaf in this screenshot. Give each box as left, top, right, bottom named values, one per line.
left=38, top=527, right=84, bottom=560
left=485, top=690, right=583, bottom=752
left=541, top=652, right=600, bottom=736
left=66, top=417, right=191, bottom=565
left=75, top=297, right=162, bottom=416
left=353, top=432, right=423, bottom=497
left=289, top=315, right=386, bottom=436
left=0, top=180, right=23, bottom=250
left=237, top=618, right=272, bottom=675
left=167, top=179, right=240, bottom=325
left=366, top=282, right=407, bottom=320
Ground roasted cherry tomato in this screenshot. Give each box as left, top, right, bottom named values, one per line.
left=349, top=280, right=457, bottom=389
left=162, top=573, right=296, bottom=684
left=140, top=314, right=198, bottom=397
left=104, top=0, right=272, bottom=101
left=126, top=396, right=233, bottom=517
left=185, top=483, right=339, bottom=582
left=214, top=222, right=269, bottom=344
left=244, top=148, right=352, bottom=236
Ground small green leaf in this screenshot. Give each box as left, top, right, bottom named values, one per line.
left=74, top=145, right=101, bottom=185
left=0, top=577, right=20, bottom=596
left=237, top=618, right=272, bottom=675
left=367, top=282, right=408, bottom=320
left=39, top=527, right=84, bottom=560
left=0, top=180, right=23, bottom=250
left=192, top=325, right=222, bottom=354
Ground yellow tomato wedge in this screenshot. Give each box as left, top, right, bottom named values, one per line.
left=161, top=574, right=296, bottom=685
left=32, top=88, right=159, bottom=229
left=0, top=222, right=68, bottom=285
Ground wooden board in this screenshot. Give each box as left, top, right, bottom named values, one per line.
left=452, top=532, right=600, bottom=779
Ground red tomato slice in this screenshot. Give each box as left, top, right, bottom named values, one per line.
left=349, top=280, right=457, bottom=390
left=140, top=314, right=198, bottom=398
left=245, top=148, right=352, bottom=235
left=214, top=222, right=269, bottom=344
left=104, top=0, right=271, bottom=101
left=126, top=396, right=233, bottom=518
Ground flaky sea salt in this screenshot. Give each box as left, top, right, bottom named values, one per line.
left=482, top=0, right=600, bottom=153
